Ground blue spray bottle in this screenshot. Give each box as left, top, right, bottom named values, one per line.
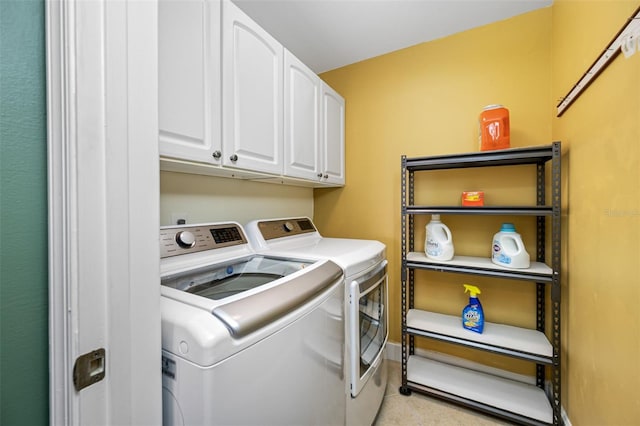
left=462, top=284, right=484, bottom=333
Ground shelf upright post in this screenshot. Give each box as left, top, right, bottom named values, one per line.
left=400, top=155, right=410, bottom=394
left=535, top=158, right=547, bottom=390
left=550, top=141, right=562, bottom=424
left=408, top=166, right=416, bottom=357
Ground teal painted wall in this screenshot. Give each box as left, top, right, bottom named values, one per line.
left=0, top=0, right=49, bottom=424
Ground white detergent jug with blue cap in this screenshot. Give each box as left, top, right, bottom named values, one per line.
left=425, top=215, right=454, bottom=261
left=492, top=223, right=530, bottom=268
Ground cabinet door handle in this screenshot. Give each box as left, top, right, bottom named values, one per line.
left=229, top=154, right=238, bottom=162
left=323, top=173, right=329, bottom=179
left=212, top=150, right=221, bottom=159
left=317, top=173, right=323, bottom=178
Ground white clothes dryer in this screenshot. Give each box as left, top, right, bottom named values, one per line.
left=160, top=222, right=346, bottom=425
left=245, top=217, right=389, bottom=426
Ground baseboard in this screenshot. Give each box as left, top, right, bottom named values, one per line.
left=561, top=407, right=572, bottom=426
left=384, top=341, right=402, bottom=362
left=544, top=380, right=572, bottom=426
left=384, top=341, right=572, bottom=425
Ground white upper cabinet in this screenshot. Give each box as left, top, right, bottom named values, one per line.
left=321, top=83, right=346, bottom=185
left=222, top=1, right=284, bottom=175
left=284, top=50, right=321, bottom=181
left=158, top=0, right=344, bottom=186
left=284, top=50, right=345, bottom=185
left=159, top=0, right=222, bottom=164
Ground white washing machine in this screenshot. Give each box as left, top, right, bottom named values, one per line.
left=245, top=217, right=389, bottom=426
left=160, top=221, right=346, bottom=425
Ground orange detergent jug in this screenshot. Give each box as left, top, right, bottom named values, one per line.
left=479, top=105, right=510, bottom=151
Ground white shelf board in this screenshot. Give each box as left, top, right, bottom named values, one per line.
left=408, top=355, right=553, bottom=424
left=407, top=252, right=553, bottom=277
left=407, top=310, right=553, bottom=359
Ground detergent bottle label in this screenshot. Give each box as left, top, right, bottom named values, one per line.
left=463, top=308, right=480, bottom=327
left=426, top=239, right=442, bottom=257
left=493, top=240, right=511, bottom=264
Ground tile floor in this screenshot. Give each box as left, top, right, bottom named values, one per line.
left=373, top=361, right=514, bottom=426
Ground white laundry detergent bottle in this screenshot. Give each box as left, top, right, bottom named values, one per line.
left=425, top=215, right=454, bottom=261
left=492, top=223, right=530, bottom=268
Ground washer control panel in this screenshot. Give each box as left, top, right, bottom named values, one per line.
left=160, top=223, right=247, bottom=258
left=257, top=218, right=317, bottom=240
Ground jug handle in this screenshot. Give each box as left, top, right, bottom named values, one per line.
left=503, top=235, right=523, bottom=255
left=443, top=226, right=453, bottom=243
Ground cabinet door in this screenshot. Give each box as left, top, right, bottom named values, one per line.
left=158, top=0, right=221, bottom=164
left=321, top=83, right=346, bottom=185
left=283, top=50, right=321, bottom=181
left=222, top=1, right=283, bottom=175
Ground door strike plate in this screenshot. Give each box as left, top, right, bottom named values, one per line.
left=73, top=348, right=106, bottom=392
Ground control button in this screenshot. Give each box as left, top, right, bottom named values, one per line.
left=179, top=341, right=189, bottom=354
left=176, top=231, right=196, bottom=248
left=283, top=221, right=294, bottom=232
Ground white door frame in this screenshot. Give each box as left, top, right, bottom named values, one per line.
left=46, top=0, right=161, bottom=424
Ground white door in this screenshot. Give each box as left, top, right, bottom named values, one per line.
left=47, top=1, right=162, bottom=424
left=321, top=83, right=346, bottom=185
left=222, top=0, right=283, bottom=175
left=284, top=49, right=321, bottom=181
left=159, top=0, right=222, bottom=165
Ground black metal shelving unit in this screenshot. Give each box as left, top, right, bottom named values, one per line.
left=399, top=142, right=562, bottom=425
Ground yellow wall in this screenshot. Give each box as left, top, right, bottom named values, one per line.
left=317, top=2, right=640, bottom=423
left=316, top=7, right=553, bottom=375
left=552, top=1, right=640, bottom=425
left=160, top=171, right=313, bottom=225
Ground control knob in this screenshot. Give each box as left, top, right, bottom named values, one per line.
left=283, top=221, right=294, bottom=232
left=175, top=231, right=196, bottom=249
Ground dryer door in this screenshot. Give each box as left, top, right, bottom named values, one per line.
left=348, top=260, right=388, bottom=397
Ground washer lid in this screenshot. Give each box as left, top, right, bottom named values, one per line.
left=245, top=217, right=386, bottom=278
left=304, top=238, right=383, bottom=272
left=212, top=260, right=343, bottom=338
left=251, top=238, right=385, bottom=278
left=160, top=259, right=343, bottom=366
left=161, top=255, right=314, bottom=300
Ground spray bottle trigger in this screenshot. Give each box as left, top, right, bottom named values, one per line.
left=463, top=284, right=481, bottom=297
